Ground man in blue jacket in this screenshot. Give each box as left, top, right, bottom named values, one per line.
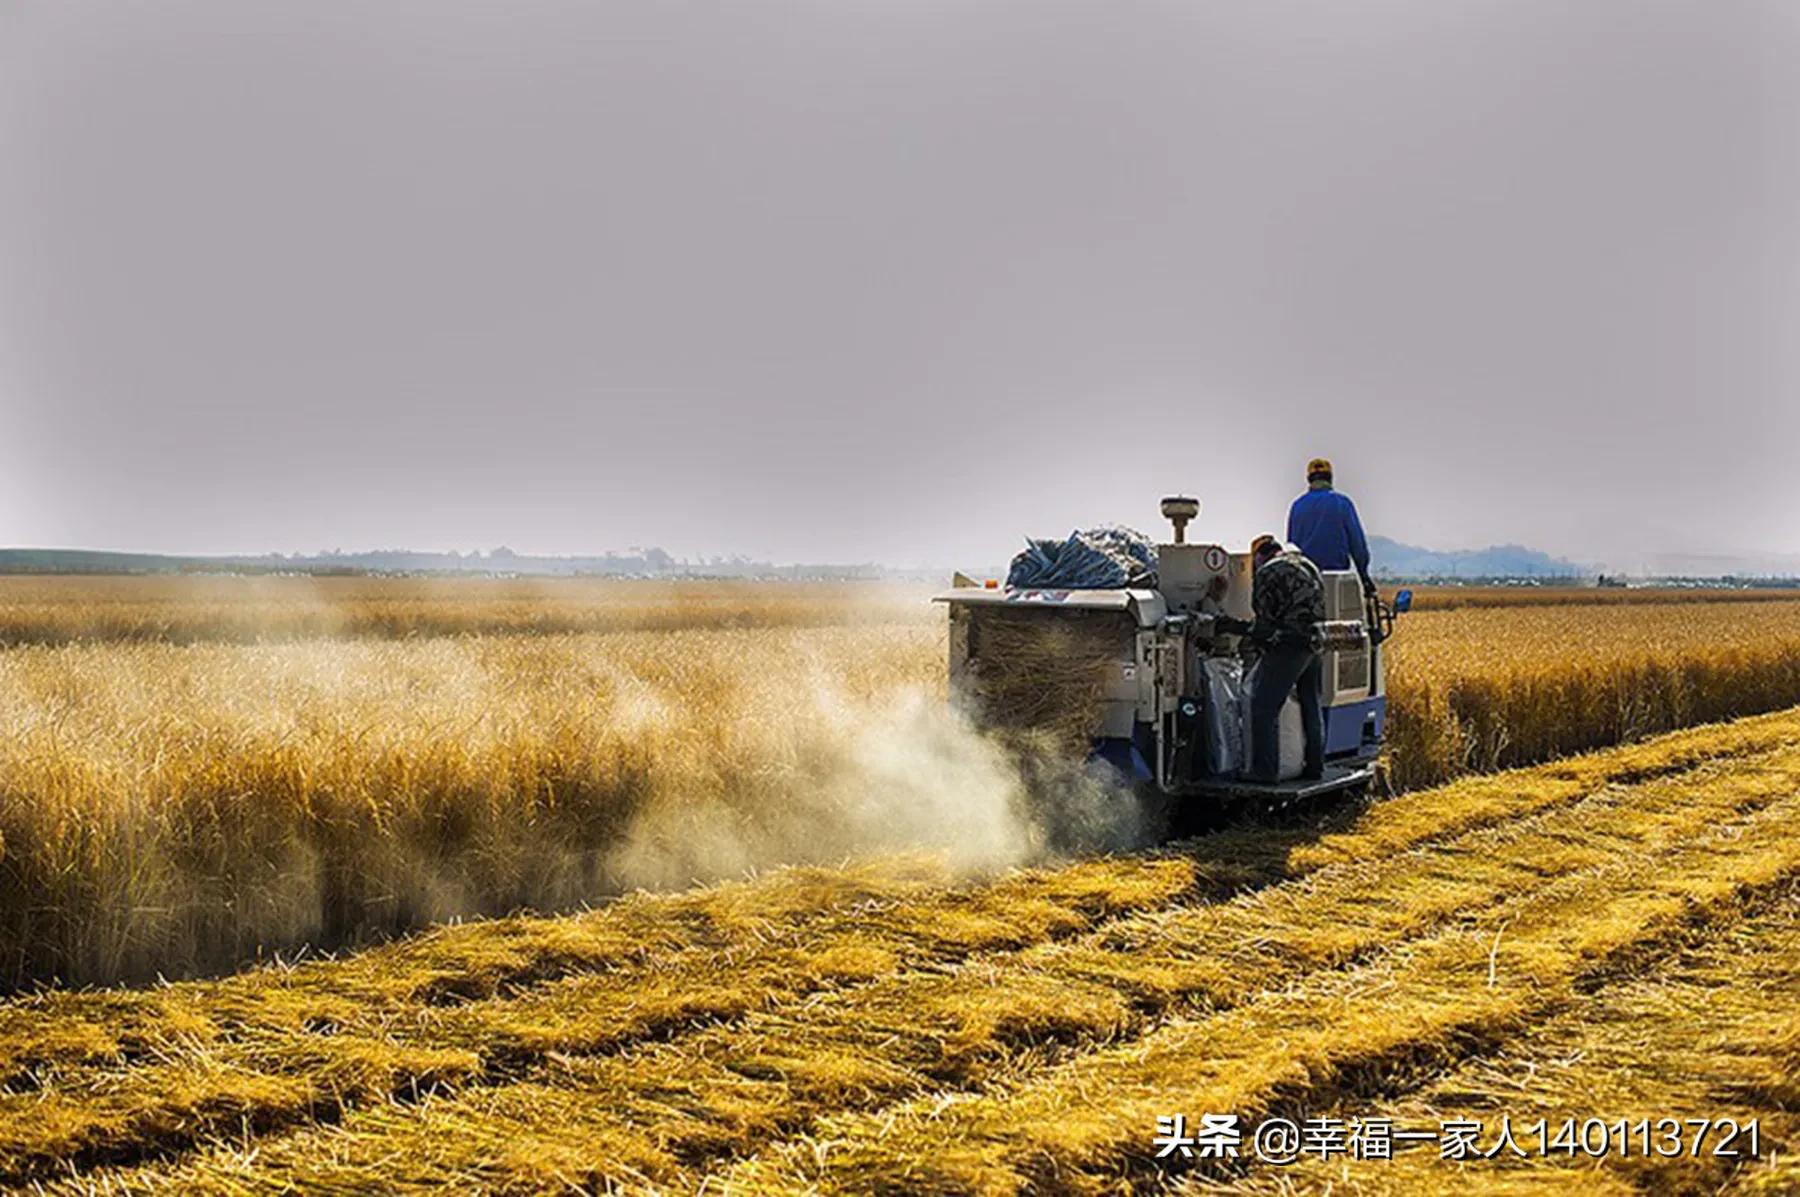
left=1286, top=457, right=1376, bottom=599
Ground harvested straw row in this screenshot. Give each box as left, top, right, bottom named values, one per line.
left=724, top=794, right=1800, bottom=1195
left=78, top=734, right=1800, bottom=1193
left=0, top=858, right=956, bottom=1076
left=1201, top=897, right=1800, bottom=1195
left=1285, top=704, right=1800, bottom=873
left=1733, top=1156, right=1800, bottom=1195
left=0, top=855, right=1197, bottom=1186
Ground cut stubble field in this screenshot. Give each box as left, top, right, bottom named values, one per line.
left=0, top=577, right=1797, bottom=1192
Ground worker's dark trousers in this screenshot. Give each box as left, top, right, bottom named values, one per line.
left=1249, top=646, right=1326, bottom=782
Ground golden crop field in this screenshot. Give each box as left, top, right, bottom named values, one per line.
left=2, top=710, right=1796, bottom=1193
left=3, top=579, right=1800, bottom=992
left=0, top=578, right=1796, bottom=1192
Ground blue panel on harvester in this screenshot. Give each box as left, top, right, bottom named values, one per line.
left=1325, top=697, right=1386, bottom=757
left=1091, top=736, right=1154, bottom=782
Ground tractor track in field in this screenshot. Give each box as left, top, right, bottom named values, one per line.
left=41, top=714, right=1800, bottom=1194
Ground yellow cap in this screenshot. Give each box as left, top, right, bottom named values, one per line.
left=1306, top=457, right=1333, bottom=480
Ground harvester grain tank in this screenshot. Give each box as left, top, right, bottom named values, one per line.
left=935, top=497, right=1410, bottom=802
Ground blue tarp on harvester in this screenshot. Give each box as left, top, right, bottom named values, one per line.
left=1005, top=526, right=1158, bottom=590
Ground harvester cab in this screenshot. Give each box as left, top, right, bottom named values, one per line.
left=934, top=498, right=1405, bottom=804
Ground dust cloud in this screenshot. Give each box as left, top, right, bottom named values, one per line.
left=602, top=680, right=1155, bottom=893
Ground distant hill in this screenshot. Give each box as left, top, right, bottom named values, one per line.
left=1368, top=535, right=1584, bottom=580
left=0, top=548, right=205, bottom=574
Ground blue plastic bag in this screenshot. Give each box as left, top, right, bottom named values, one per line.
left=1005, top=525, right=1158, bottom=590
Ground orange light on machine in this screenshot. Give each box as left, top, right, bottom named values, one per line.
left=985, top=579, right=998, bottom=589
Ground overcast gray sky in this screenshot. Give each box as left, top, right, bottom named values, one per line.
left=2, top=0, right=1796, bottom=568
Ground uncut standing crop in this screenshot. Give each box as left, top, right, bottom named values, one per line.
left=1384, top=602, right=1800, bottom=789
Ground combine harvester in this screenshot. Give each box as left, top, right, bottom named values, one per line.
left=937, top=496, right=1410, bottom=805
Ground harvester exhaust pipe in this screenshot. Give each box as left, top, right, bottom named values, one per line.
left=1160, top=496, right=1200, bottom=544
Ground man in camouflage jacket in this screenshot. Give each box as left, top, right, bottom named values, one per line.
left=1236, top=536, right=1327, bottom=781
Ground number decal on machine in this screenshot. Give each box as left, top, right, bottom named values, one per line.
left=1203, top=546, right=1227, bottom=571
